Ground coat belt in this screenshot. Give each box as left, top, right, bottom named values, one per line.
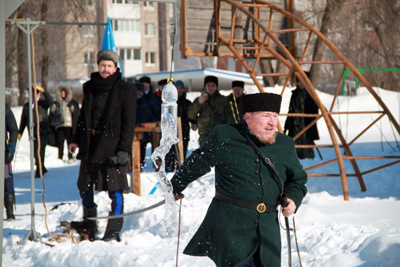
left=215, top=192, right=278, bottom=213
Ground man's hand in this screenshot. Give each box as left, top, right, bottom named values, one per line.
left=282, top=198, right=296, bottom=217
left=174, top=192, right=184, bottom=200
left=17, top=133, right=22, bottom=141
left=198, top=92, right=209, bottom=104
left=69, top=143, right=78, bottom=154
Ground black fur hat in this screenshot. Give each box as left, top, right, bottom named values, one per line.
left=204, top=75, right=218, bottom=87
left=232, top=80, right=244, bottom=88
left=158, top=79, right=168, bottom=86
left=242, top=93, right=282, bottom=114
left=97, top=50, right=119, bottom=66
left=139, top=76, right=151, bottom=84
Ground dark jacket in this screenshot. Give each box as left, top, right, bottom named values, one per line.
left=19, top=91, right=53, bottom=137
left=284, top=87, right=319, bottom=159
left=177, top=92, right=194, bottom=143
left=150, top=90, right=162, bottom=121
left=226, top=93, right=244, bottom=124
left=171, top=123, right=307, bottom=267
left=5, top=105, right=18, bottom=163
left=50, top=85, right=80, bottom=133
left=136, top=96, right=155, bottom=124
left=187, top=90, right=229, bottom=145
left=72, top=70, right=137, bottom=163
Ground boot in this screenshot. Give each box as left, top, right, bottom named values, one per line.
left=70, top=205, right=98, bottom=241
left=101, top=213, right=123, bottom=242
left=4, top=193, right=15, bottom=221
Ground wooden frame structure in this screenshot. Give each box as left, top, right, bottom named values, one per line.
left=180, top=0, right=400, bottom=200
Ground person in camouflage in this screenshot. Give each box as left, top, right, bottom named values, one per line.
left=187, top=75, right=229, bottom=145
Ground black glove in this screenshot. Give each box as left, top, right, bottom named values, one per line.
left=108, top=151, right=129, bottom=166
left=5, top=150, right=14, bottom=164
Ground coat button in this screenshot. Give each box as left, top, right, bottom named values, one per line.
left=254, top=219, right=259, bottom=224
left=255, top=170, right=260, bottom=175
left=257, top=183, right=261, bottom=187
left=256, top=158, right=259, bottom=163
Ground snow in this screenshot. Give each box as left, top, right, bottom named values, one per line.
left=3, top=87, right=400, bottom=267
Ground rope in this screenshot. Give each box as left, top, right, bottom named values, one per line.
left=30, top=30, right=78, bottom=244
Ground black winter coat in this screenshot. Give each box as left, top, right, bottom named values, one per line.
left=72, top=70, right=137, bottom=191
left=177, top=92, right=194, bottom=143
left=19, top=91, right=53, bottom=138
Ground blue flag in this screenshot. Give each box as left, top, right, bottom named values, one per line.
left=101, top=18, right=122, bottom=75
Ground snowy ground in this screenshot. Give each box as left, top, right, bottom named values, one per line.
left=3, top=87, right=400, bottom=267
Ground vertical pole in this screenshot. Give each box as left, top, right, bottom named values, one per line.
left=14, top=19, right=42, bottom=244
left=0, top=2, right=6, bottom=265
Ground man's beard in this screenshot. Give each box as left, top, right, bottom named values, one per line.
left=249, top=129, right=277, bottom=144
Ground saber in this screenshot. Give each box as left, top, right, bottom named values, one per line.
left=87, top=200, right=165, bottom=220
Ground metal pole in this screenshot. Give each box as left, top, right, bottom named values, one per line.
left=14, top=18, right=43, bottom=244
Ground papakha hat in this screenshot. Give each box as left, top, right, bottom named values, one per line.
left=242, top=93, right=282, bottom=114
left=158, top=79, right=168, bottom=86
left=139, top=76, right=151, bottom=84
left=204, top=75, right=218, bottom=87
left=232, top=80, right=244, bottom=88
left=97, top=49, right=119, bottom=66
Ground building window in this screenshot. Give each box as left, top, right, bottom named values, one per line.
left=118, top=48, right=141, bottom=61
left=82, top=25, right=94, bottom=37
left=144, top=23, right=155, bottom=37
left=134, top=49, right=141, bottom=60
left=144, top=2, right=154, bottom=8
left=111, top=19, right=140, bottom=32
left=84, top=52, right=95, bottom=65
left=145, top=52, right=155, bottom=64
left=112, top=0, right=137, bottom=3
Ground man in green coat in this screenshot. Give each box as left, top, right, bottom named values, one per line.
left=187, top=75, right=229, bottom=145
left=171, top=93, right=308, bottom=267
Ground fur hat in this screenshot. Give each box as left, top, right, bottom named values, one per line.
left=158, top=79, right=168, bottom=86
left=175, top=80, right=185, bottom=88
left=242, top=93, right=282, bottom=114
left=232, top=80, right=244, bottom=88
left=204, top=75, right=218, bottom=87
left=139, top=76, right=151, bottom=84
left=97, top=50, right=119, bottom=66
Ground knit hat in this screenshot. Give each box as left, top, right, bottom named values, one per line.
left=242, top=93, right=282, bottom=114
left=139, top=76, right=151, bottom=84
left=97, top=50, right=119, bottom=66
left=232, top=80, right=244, bottom=88
left=204, top=75, right=218, bottom=87
left=175, top=80, right=185, bottom=88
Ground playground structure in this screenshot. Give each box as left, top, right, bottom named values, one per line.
left=180, top=0, right=400, bottom=200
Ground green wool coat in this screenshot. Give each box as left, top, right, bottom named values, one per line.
left=171, top=123, right=308, bottom=267
left=187, top=91, right=229, bottom=145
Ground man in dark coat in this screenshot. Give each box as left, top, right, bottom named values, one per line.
left=4, top=105, right=18, bottom=221
left=18, top=85, right=53, bottom=178
left=137, top=76, right=155, bottom=169
left=68, top=49, right=137, bottom=242
left=284, top=72, right=320, bottom=159
left=171, top=93, right=308, bottom=267
left=187, top=75, right=229, bottom=145
left=135, top=82, right=156, bottom=169
left=226, top=80, right=245, bottom=124
left=50, top=85, right=80, bottom=163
